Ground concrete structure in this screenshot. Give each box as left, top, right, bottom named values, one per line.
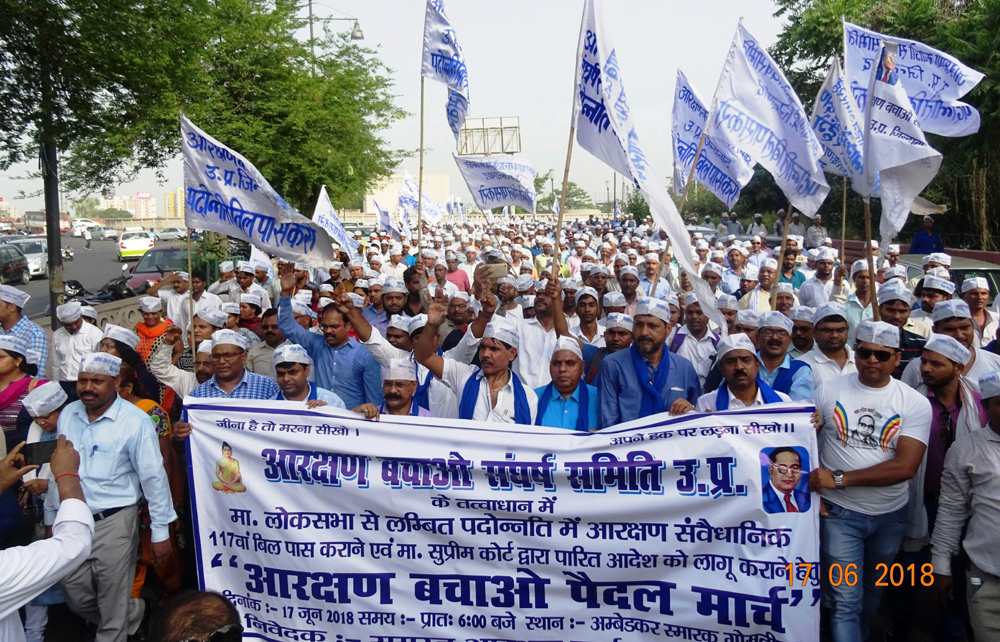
left=364, top=174, right=450, bottom=216
left=163, top=187, right=184, bottom=218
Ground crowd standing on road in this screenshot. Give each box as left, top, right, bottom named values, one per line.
left=0, top=210, right=999, bottom=642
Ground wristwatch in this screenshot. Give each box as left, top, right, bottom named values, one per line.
left=832, top=470, right=845, bottom=490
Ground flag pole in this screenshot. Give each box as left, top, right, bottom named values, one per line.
left=770, top=201, right=792, bottom=311
left=416, top=77, right=425, bottom=266
left=649, top=128, right=708, bottom=298
left=552, top=124, right=576, bottom=271
left=841, top=176, right=848, bottom=257
left=187, top=229, right=196, bottom=351
left=864, top=198, right=880, bottom=321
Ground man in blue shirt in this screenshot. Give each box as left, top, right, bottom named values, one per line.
left=52, top=352, right=176, bottom=642
left=637, top=255, right=670, bottom=299
left=277, top=267, right=383, bottom=409
left=0, top=285, right=47, bottom=372
left=535, top=336, right=598, bottom=431
left=909, top=215, right=945, bottom=255
left=756, top=312, right=814, bottom=401
left=271, top=343, right=346, bottom=409
left=596, top=298, right=701, bottom=429
left=187, top=330, right=280, bottom=400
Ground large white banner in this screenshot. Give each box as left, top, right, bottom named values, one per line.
left=187, top=399, right=820, bottom=642
left=313, top=186, right=360, bottom=256
left=843, top=20, right=984, bottom=137
left=454, top=154, right=537, bottom=214
left=397, top=172, right=446, bottom=228
left=810, top=58, right=866, bottom=186
left=421, top=0, right=470, bottom=141
left=181, top=114, right=337, bottom=268
left=706, top=24, right=830, bottom=219
left=672, top=69, right=754, bottom=210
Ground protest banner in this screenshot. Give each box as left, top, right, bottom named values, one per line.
left=186, top=399, right=820, bottom=641
left=181, top=114, right=337, bottom=268
left=454, top=154, right=537, bottom=214
left=313, top=185, right=360, bottom=256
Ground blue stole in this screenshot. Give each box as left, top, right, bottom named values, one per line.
left=715, top=376, right=782, bottom=410
left=458, top=368, right=531, bottom=424
left=380, top=400, right=420, bottom=416
left=278, top=383, right=317, bottom=401
left=413, top=349, right=442, bottom=411
left=630, top=344, right=671, bottom=417
left=534, top=382, right=590, bottom=431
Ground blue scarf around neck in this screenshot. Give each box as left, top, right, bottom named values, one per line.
left=534, top=381, right=590, bottom=431
left=630, top=343, right=671, bottom=417
left=715, top=376, right=782, bottom=411
left=458, top=367, right=531, bottom=424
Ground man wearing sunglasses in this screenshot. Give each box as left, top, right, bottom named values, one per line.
left=901, top=300, right=1000, bottom=392
left=810, top=320, right=932, bottom=642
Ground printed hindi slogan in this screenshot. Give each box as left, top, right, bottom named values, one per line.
left=186, top=400, right=820, bottom=642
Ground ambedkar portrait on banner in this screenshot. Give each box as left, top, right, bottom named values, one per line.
left=760, top=446, right=811, bottom=514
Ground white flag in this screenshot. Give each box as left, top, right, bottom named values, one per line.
left=707, top=24, right=830, bottom=218
left=374, top=200, right=400, bottom=241
left=454, top=154, right=537, bottom=214
left=810, top=58, right=866, bottom=184
left=421, top=0, right=470, bottom=141
left=181, top=114, right=336, bottom=268
left=395, top=172, right=420, bottom=225
left=672, top=69, right=754, bottom=209
left=843, top=20, right=983, bottom=137
left=614, top=201, right=621, bottom=221
left=312, top=186, right=359, bottom=256
left=859, top=41, right=942, bottom=251
left=572, top=0, right=723, bottom=330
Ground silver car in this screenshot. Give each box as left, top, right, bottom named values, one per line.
left=157, top=227, right=188, bottom=241
left=4, top=238, right=47, bottom=278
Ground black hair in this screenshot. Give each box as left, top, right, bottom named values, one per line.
left=242, top=302, right=262, bottom=317
left=768, top=447, right=801, bottom=464
left=149, top=590, right=240, bottom=642
left=222, top=441, right=232, bottom=450
left=110, top=340, right=144, bottom=371
left=815, top=315, right=847, bottom=327
left=262, top=308, right=278, bottom=320
left=783, top=248, right=797, bottom=258
left=403, top=265, right=420, bottom=284
left=3, top=349, right=36, bottom=376
left=191, top=269, right=207, bottom=282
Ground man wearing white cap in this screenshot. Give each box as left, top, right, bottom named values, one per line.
left=183, top=330, right=279, bottom=403
left=637, top=254, right=671, bottom=300
left=271, top=343, right=345, bottom=408
left=382, top=243, right=407, bottom=280
left=149, top=326, right=216, bottom=400
left=911, top=275, right=955, bottom=325
left=901, top=300, right=1000, bottom=392
left=0, top=285, right=47, bottom=373
left=884, top=334, right=985, bottom=640
left=809, top=320, right=932, bottom=642
left=804, top=214, right=827, bottom=250
left=961, top=277, right=997, bottom=347
left=877, top=282, right=928, bottom=379
left=910, top=215, right=945, bottom=255
left=354, top=359, right=436, bottom=419
left=570, top=287, right=604, bottom=348
left=428, top=260, right=459, bottom=301
left=695, top=333, right=792, bottom=412
left=739, top=259, right=776, bottom=311
left=172, top=269, right=223, bottom=340
left=796, top=248, right=839, bottom=308
left=788, top=306, right=816, bottom=359
left=720, top=246, right=746, bottom=296
left=831, top=259, right=875, bottom=345
left=532, top=336, right=598, bottom=431
left=145, top=271, right=191, bottom=326
left=581, top=313, right=633, bottom=386
left=209, top=260, right=272, bottom=311
left=796, top=303, right=857, bottom=387
left=51, top=302, right=103, bottom=382
left=597, top=297, right=701, bottom=428
left=930, top=369, right=1000, bottom=639
left=756, top=312, right=814, bottom=401
left=668, top=294, right=719, bottom=388
left=52, top=352, right=177, bottom=641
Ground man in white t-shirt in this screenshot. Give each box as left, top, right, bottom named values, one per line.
left=809, top=320, right=932, bottom=642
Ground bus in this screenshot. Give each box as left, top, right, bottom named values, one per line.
left=25, top=211, right=45, bottom=234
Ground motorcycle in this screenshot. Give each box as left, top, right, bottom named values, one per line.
left=62, top=246, right=74, bottom=261
left=62, top=264, right=139, bottom=305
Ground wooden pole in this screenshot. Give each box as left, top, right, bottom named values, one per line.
left=840, top=176, right=848, bottom=259
left=552, top=124, right=576, bottom=271
left=649, top=128, right=708, bottom=299
left=187, top=230, right=196, bottom=352
left=416, top=77, right=425, bottom=266
left=864, top=198, right=880, bottom=321
left=770, top=202, right=792, bottom=311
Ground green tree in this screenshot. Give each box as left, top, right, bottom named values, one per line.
left=622, top=185, right=649, bottom=223
left=71, top=196, right=100, bottom=219
left=534, top=170, right=555, bottom=212
left=96, top=208, right=133, bottom=219
left=560, top=181, right=594, bottom=210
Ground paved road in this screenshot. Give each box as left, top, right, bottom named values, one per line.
left=18, top=232, right=134, bottom=320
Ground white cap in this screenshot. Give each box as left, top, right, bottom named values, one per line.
left=878, top=281, right=912, bottom=306
left=885, top=265, right=907, bottom=279
left=619, top=265, right=639, bottom=278
left=888, top=244, right=900, bottom=253
left=408, top=314, right=428, bottom=335
left=382, top=278, right=406, bottom=295
left=924, top=333, right=971, bottom=366
left=140, top=297, right=162, bottom=313
left=354, top=279, right=370, bottom=290
left=293, top=262, right=309, bottom=272
left=56, top=302, right=82, bottom=323
left=241, top=293, right=262, bottom=309
left=923, top=275, right=955, bottom=294
left=813, top=302, right=846, bottom=325
left=604, top=313, right=634, bottom=332
left=22, top=349, right=37, bottom=365
left=927, top=252, right=952, bottom=267
left=80, top=305, right=97, bottom=320
left=776, top=283, right=794, bottom=295
left=347, top=293, right=365, bottom=308
left=388, top=315, right=411, bottom=332
left=736, top=309, right=761, bottom=327
left=381, top=358, right=417, bottom=381
left=80, top=352, right=122, bottom=377
left=762, top=258, right=779, bottom=270
left=575, top=286, right=599, bottom=304
left=978, top=369, right=1000, bottom=400
left=272, top=343, right=311, bottom=366
left=291, top=302, right=313, bottom=318
left=221, top=302, right=240, bottom=316
left=103, top=324, right=140, bottom=350
left=22, top=381, right=68, bottom=417
left=451, top=292, right=470, bottom=303
left=174, top=271, right=190, bottom=281
left=962, top=277, right=989, bottom=294
left=806, top=249, right=820, bottom=260
left=0, top=335, right=27, bottom=356
left=635, top=298, right=672, bottom=323
left=219, top=261, right=234, bottom=273
left=483, top=319, right=519, bottom=348
left=931, top=299, right=972, bottom=323
left=197, top=307, right=228, bottom=328
left=516, top=274, right=534, bottom=291
left=197, top=341, right=214, bottom=355
left=716, top=333, right=757, bottom=360
left=552, top=336, right=583, bottom=360
left=815, top=248, right=835, bottom=262
left=850, top=259, right=870, bottom=279
left=518, top=295, right=536, bottom=308
left=742, top=267, right=759, bottom=281
left=856, top=320, right=900, bottom=349
left=717, top=294, right=739, bottom=311
left=760, top=311, right=793, bottom=332
left=211, top=329, right=247, bottom=350
left=236, top=261, right=254, bottom=274
left=702, top=262, right=724, bottom=276
left=790, top=306, right=815, bottom=323
left=603, top=291, right=626, bottom=307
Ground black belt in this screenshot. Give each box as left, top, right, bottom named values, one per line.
left=92, top=505, right=130, bottom=522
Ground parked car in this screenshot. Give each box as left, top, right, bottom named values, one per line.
left=157, top=227, right=187, bottom=241
left=117, top=231, right=155, bottom=261
left=3, top=238, right=47, bottom=278
left=126, top=244, right=188, bottom=289
left=896, top=254, right=1000, bottom=305
left=0, top=244, right=30, bottom=285
left=70, top=219, right=99, bottom=236
left=96, top=226, right=119, bottom=241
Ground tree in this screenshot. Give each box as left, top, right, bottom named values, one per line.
left=534, top=170, right=555, bottom=212
left=560, top=181, right=594, bottom=210
left=96, top=208, right=133, bottom=219
left=71, top=196, right=100, bottom=219
left=622, top=185, right=649, bottom=223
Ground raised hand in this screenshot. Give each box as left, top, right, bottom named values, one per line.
left=330, top=284, right=355, bottom=314
left=162, top=324, right=183, bottom=345
left=279, top=262, right=297, bottom=295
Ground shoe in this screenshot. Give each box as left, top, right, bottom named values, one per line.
left=128, top=598, right=153, bottom=642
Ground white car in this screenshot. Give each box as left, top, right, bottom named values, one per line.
left=70, top=219, right=98, bottom=237
left=4, top=238, right=47, bottom=278
left=157, top=227, right=188, bottom=241
left=117, top=231, right=155, bottom=261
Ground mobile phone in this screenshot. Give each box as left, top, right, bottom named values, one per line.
left=22, top=440, right=58, bottom=467
left=485, top=263, right=509, bottom=281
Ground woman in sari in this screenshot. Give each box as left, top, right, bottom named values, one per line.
left=238, top=293, right=264, bottom=339
left=0, top=334, right=46, bottom=453
left=134, top=297, right=179, bottom=411
left=212, top=442, right=246, bottom=493
left=98, top=324, right=161, bottom=405
left=117, top=362, right=184, bottom=597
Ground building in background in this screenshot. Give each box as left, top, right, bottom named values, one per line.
left=163, top=187, right=184, bottom=218
left=0, top=202, right=19, bottom=221
left=364, top=174, right=450, bottom=215
left=134, top=192, right=156, bottom=218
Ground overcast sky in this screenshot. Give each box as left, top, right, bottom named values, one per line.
left=0, top=0, right=785, bottom=213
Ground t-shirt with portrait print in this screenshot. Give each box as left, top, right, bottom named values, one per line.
left=814, top=373, right=931, bottom=515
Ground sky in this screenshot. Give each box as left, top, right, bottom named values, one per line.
left=0, top=0, right=786, bottom=214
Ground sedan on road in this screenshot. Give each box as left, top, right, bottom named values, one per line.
left=97, top=226, right=119, bottom=241
left=157, top=227, right=187, bottom=241
left=0, top=244, right=30, bottom=285
left=3, top=237, right=47, bottom=278
left=117, top=231, right=155, bottom=261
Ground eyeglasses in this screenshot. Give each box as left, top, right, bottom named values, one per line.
left=759, top=328, right=789, bottom=339
left=210, top=351, right=244, bottom=362
left=179, top=624, right=244, bottom=642
left=770, top=464, right=801, bottom=475
left=319, top=322, right=347, bottom=331
left=856, top=346, right=895, bottom=362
